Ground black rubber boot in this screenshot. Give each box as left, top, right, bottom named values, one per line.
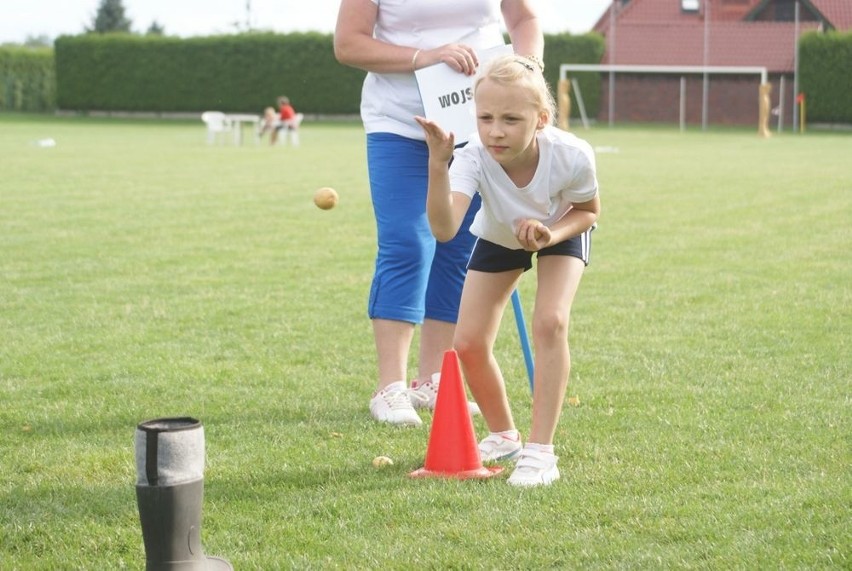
left=135, top=417, right=232, bottom=571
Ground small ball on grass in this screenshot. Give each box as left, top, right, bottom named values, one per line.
left=372, top=455, right=394, bottom=468
left=314, top=187, right=338, bottom=210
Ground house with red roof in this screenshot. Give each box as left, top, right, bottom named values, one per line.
left=586, top=0, right=851, bottom=127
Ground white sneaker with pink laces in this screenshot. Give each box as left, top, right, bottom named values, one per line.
left=408, top=372, right=481, bottom=416
left=478, top=431, right=523, bottom=462
left=507, top=447, right=560, bottom=487
left=370, top=381, right=422, bottom=426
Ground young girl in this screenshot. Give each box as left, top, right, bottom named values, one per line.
left=415, top=54, right=600, bottom=487
left=257, top=106, right=279, bottom=142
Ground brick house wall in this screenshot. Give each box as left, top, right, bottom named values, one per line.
left=588, top=0, right=851, bottom=128
left=597, top=73, right=797, bottom=127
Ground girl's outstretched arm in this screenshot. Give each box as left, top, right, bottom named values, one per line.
left=415, top=116, right=473, bottom=242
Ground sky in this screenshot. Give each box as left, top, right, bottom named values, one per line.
left=0, top=0, right=612, bottom=45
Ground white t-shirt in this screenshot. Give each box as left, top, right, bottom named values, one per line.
left=449, top=126, right=599, bottom=250
left=363, top=0, right=506, bottom=140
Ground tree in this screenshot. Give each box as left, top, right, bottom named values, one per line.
left=146, top=21, right=166, bottom=36
left=87, top=0, right=132, bottom=34
left=24, top=35, right=53, bottom=48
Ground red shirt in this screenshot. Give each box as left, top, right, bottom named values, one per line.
left=279, top=104, right=295, bottom=121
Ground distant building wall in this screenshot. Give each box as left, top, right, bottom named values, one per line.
left=595, top=73, right=796, bottom=128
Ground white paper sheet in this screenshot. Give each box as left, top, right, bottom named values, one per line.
left=415, top=44, right=514, bottom=144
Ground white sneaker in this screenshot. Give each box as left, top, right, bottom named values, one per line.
left=478, top=432, right=523, bottom=462
left=370, top=382, right=422, bottom=426
left=408, top=372, right=480, bottom=416
left=507, top=448, right=560, bottom=487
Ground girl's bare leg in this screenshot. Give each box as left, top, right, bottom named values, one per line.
left=453, top=269, right=522, bottom=432
left=528, top=255, right=585, bottom=445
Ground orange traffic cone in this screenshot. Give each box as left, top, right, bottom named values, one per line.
left=410, top=350, right=503, bottom=479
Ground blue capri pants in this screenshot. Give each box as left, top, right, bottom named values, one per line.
left=366, top=132, right=481, bottom=324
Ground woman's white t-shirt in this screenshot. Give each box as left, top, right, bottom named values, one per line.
left=449, top=126, right=599, bottom=250
left=363, top=0, right=506, bottom=140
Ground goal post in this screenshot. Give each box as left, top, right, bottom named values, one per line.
left=559, top=64, right=769, bottom=131
left=557, top=78, right=590, bottom=131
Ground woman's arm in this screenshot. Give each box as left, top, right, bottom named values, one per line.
left=334, top=0, right=418, bottom=73
left=502, top=0, right=544, bottom=60
left=334, top=0, right=481, bottom=75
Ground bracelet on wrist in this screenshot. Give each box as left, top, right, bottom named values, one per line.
left=411, top=48, right=422, bottom=71
left=524, top=54, right=545, bottom=73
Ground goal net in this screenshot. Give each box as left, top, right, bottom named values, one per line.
left=558, top=64, right=769, bottom=131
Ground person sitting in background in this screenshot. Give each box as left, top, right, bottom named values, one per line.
left=272, top=96, right=302, bottom=146
left=257, top=106, right=279, bottom=142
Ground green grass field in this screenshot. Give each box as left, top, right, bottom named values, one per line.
left=1, top=114, right=849, bottom=569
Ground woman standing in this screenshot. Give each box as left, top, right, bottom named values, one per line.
left=334, top=0, right=543, bottom=426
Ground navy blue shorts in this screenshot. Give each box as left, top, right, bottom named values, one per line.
left=467, top=227, right=593, bottom=273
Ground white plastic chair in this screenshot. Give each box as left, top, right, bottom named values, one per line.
left=276, top=113, right=304, bottom=146
left=201, top=111, right=233, bottom=145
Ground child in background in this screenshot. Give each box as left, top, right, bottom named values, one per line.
left=257, top=106, right=279, bottom=142
left=415, top=54, right=601, bottom=487
left=272, top=96, right=301, bottom=146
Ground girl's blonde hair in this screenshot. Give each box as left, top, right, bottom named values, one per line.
left=474, top=54, right=556, bottom=125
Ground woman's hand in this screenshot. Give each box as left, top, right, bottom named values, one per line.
left=515, top=218, right=551, bottom=251
left=419, top=43, right=479, bottom=75
left=415, top=116, right=455, bottom=163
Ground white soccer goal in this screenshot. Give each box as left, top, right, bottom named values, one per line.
left=559, top=64, right=769, bottom=131
left=556, top=78, right=590, bottom=130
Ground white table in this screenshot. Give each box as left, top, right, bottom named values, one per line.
left=227, top=113, right=261, bottom=145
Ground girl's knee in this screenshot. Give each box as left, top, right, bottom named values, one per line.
left=454, top=334, right=489, bottom=362
left=532, top=312, right=570, bottom=343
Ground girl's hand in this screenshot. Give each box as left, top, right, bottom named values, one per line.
left=515, top=218, right=551, bottom=251
left=415, top=116, right=455, bottom=163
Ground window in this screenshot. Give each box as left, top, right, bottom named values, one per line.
left=682, top=0, right=700, bottom=11
left=774, top=0, right=797, bottom=21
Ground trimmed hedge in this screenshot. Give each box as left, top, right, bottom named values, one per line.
left=46, top=30, right=851, bottom=125
left=543, top=33, right=606, bottom=119
left=799, top=31, right=852, bottom=123
left=55, top=32, right=366, bottom=114
left=0, top=47, right=55, bottom=112
left=54, top=32, right=603, bottom=116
